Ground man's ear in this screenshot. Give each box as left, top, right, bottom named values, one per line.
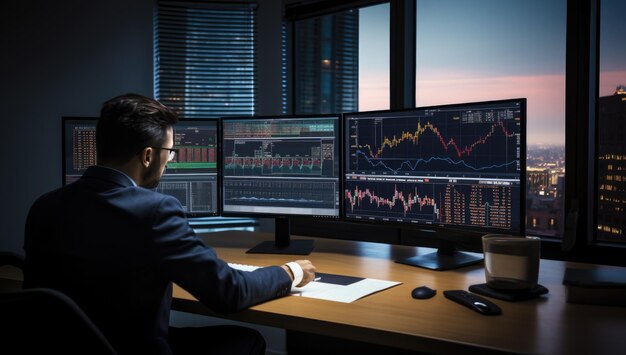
left=140, top=147, right=153, bottom=168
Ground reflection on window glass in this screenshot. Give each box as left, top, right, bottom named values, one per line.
left=294, top=3, right=389, bottom=114
left=415, top=0, right=566, bottom=238
left=294, top=10, right=359, bottom=114
left=597, top=0, right=626, bottom=244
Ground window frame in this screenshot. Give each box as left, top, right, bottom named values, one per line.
left=569, top=0, right=626, bottom=263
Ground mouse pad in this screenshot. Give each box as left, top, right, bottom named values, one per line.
left=469, top=283, right=549, bottom=302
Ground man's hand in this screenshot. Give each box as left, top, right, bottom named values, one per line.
left=281, top=260, right=316, bottom=287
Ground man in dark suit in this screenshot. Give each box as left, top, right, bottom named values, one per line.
left=23, top=93, right=316, bottom=354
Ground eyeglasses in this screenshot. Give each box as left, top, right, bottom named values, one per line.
left=152, top=147, right=178, bottom=162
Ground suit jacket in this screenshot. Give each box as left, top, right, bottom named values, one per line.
left=23, top=166, right=292, bottom=354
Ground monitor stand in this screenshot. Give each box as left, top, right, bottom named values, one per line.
left=246, top=217, right=314, bottom=255
left=395, top=242, right=483, bottom=271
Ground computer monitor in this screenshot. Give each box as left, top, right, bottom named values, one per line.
left=221, top=115, right=341, bottom=254
left=157, top=119, right=220, bottom=217
left=343, top=98, right=526, bottom=270
left=62, top=117, right=98, bottom=186
left=62, top=117, right=220, bottom=217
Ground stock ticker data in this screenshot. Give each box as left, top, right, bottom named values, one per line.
left=156, top=120, right=219, bottom=216
left=344, top=99, right=525, bottom=232
left=62, top=118, right=219, bottom=216
left=222, top=116, right=340, bottom=217
left=63, top=118, right=98, bottom=185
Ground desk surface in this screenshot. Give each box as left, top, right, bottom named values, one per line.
left=171, top=230, right=626, bottom=355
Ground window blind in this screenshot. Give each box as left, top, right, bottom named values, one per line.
left=154, top=1, right=258, bottom=118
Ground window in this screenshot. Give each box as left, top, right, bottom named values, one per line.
left=359, top=4, right=390, bottom=111
left=292, top=3, right=389, bottom=114
left=293, top=10, right=359, bottom=114
left=597, top=0, right=626, bottom=244
left=154, top=1, right=258, bottom=118
left=414, top=0, right=567, bottom=239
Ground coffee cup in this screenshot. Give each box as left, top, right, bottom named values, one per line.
left=482, top=234, right=541, bottom=290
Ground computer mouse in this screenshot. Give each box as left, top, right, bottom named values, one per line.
left=411, top=285, right=436, bottom=299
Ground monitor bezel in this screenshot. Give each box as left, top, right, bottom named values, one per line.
left=220, top=113, right=343, bottom=220
left=341, top=98, right=527, bottom=238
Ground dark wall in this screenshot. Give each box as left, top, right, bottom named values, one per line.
left=0, top=0, right=153, bottom=253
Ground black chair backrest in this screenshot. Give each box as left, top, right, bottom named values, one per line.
left=0, top=252, right=117, bottom=354
left=0, top=251, right=25, bottom=270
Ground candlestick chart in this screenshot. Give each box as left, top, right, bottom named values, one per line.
left=344, top=100, right=524, bottom=231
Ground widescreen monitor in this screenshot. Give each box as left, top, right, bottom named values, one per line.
left=62, top=117, right=220, bottom=217
left=343, top=98, right=526, bottom=270
left=221, top=115, right=341, bottom=254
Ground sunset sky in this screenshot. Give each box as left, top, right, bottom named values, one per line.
left=599, top=0, right=626, bottom=96
left=358, top=0, right=625, bottom=146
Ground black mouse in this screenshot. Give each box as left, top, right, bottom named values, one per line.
left=411, top=285, right=436, bottom=299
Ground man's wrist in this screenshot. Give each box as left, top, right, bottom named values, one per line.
left=285, top=262, right=303, bottom=287
left=281, top=265, right=294, bottom=280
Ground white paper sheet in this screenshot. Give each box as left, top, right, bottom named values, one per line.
left=229, top=263, right=401, bottom=303
left=291, top=278, right=401, bottom=303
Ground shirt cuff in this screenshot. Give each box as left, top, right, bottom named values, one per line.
left=285, top=262, right=304, bottom=287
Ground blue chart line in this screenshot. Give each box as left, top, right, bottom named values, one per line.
left=355, top=150, right=517, bottom=173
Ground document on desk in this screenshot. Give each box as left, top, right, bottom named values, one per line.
left=228, top=263, right=401, bottom=303
left=292, top=273, right=401, bottom=303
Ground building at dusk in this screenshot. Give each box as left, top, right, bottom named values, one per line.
left=527, top=171, right=564, bottom=237
left=526, top=148, right=565, bottom=238
left=597, top=87, right=626, bottom=242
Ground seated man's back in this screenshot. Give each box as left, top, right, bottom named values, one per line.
left=23, top=94, right=314, bottom=354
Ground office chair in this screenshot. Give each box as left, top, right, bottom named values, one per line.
left=0, top=252, right=118, bottom=354
left=0, top=251, right=25, bottom=270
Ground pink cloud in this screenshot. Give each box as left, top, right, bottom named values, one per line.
left=359, top=72, right=390, bottom=111
left=358, top=71, right=567, bottom=145
left=599, top=70, right=626, bottom=97
left=357, top=69, right=626, bottom=145
left=415, top=72, right=566, bottom=145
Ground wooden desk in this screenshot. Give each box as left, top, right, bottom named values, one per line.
left=172, top=230, right=626, bottom=355
left=3, top=231, right=624, bottom=354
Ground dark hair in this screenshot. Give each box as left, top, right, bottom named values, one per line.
left=96, top=93, right=179, bottom=164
